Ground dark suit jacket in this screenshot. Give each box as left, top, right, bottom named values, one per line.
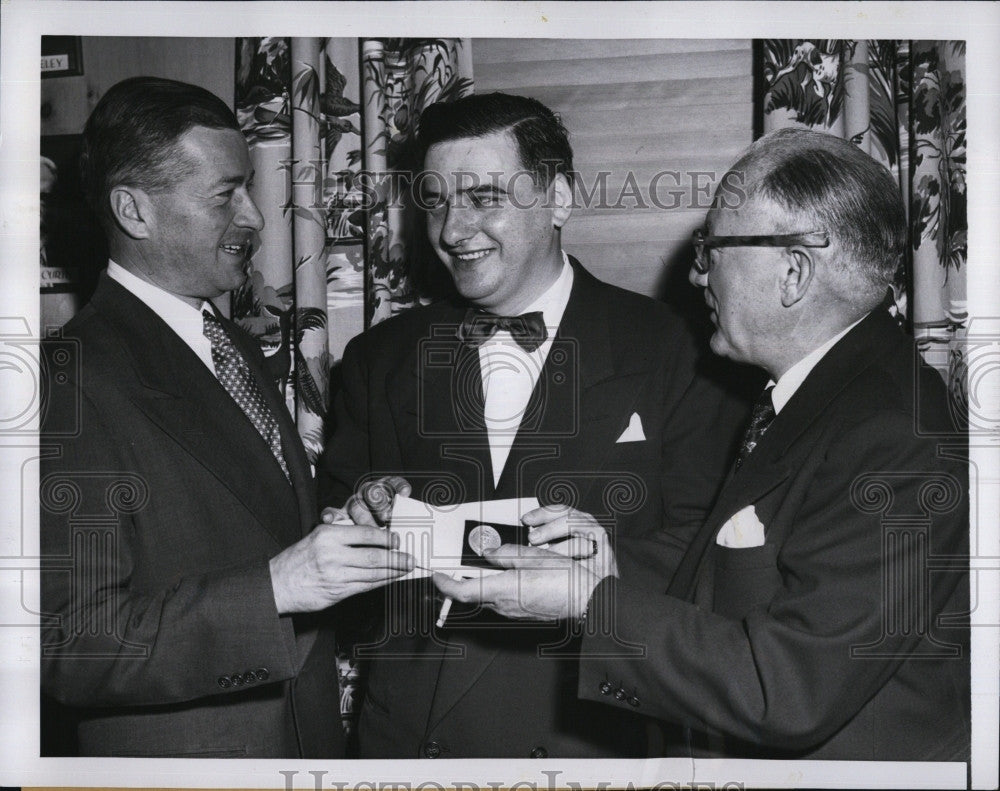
left=579, top=309, right=970, bottom=761
left=40, top=274, right=343, bottom=758
left=318, top=260, right=751, bottom=758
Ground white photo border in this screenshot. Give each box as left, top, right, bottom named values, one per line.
left=2, top=2, right=997, bottom=789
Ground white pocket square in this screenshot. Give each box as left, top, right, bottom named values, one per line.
left=616, top=412, right=646, bottom=443
left=716, top=504, right=766, bottom=548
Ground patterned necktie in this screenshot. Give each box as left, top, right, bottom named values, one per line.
left=735, top=386, right=776, bottom=471
left=202, top=310, right=290, bottom=482
left=457, top=309, right=548, bottom=352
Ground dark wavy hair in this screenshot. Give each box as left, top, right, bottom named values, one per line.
left=80, top=76, right=239, bottom=230
left=416, top=92, right=574, bottom=188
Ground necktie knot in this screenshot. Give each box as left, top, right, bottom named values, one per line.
left=202, top=309, right=231, bottom=347
left=457, top=309, right=548, bottom=352
left=736, top=386, right=776, bottom=471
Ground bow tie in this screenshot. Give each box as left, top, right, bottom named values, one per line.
left=457, top=309, right=548, bottom=352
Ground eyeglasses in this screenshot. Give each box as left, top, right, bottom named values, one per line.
left=691, top=229, right=830, bottom=274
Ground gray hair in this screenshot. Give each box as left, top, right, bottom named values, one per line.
left=726, top=127, right=906, bottom=303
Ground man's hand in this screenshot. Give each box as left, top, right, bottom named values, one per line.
left=523, top=505, right=619, bottom=575
left=269, top=524, right=414, bottom=614
left=321, top=476, right=411, bottom=527
left=433, top=506, right=618, bottom=621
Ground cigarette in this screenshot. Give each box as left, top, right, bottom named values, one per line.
left=435, top=572, right=463, bottom=628
left=435, top=597, right=453, bottom=628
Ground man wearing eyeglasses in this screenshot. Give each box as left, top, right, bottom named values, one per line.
left=437, top=127, right=970, bottom=761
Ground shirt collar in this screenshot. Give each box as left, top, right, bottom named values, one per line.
left=518, top=250, right=575, bottom=332
left=106, top=260, right=214, bottom=367
left=769, top=313, right=868, bottom=414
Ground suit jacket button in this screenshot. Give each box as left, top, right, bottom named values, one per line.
left=254, top=667, right=270, bottom=681
left=232, top=673, right=244, bottom=686
left=599, top=681, right=613, bottom=695
left=628, top=696, right=640, bottom=707
left=242, top=671, right=256, bottom=684
left=423, top=741, right=442, bottom=758
left=530, top=746, right=548, bottom=759
left=614, top=688, right=627, bottom=700
left=217, top=676, right=231, bottom=689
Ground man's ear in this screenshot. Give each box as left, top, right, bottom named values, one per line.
left=780, top=247, right=815, bottom=307
left=109, top=185, right=153, bottom=240
left=549, top=173, right=573, bottom=229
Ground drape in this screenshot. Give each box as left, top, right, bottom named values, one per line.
left=234, top=37, right=333, bottom=464
left=757, top=40, right=967, bottom=400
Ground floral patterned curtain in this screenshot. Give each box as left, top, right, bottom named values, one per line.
left=234, top=37, right=336, bottom=464
left=757, top=40, right=967, bottom=400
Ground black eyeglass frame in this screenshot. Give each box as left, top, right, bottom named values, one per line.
left=691, top=229, right=830, bottom=274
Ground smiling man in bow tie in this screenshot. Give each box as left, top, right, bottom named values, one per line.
left=318, top=91, right=751, bottom=758
left=437, top=127, right=970, bottom=762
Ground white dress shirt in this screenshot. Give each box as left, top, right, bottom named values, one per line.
left=107, top=261, right=217, bottom=377
left=769, top=314, right=867, bottom=415
left=480, top=253, right=575, bottom=486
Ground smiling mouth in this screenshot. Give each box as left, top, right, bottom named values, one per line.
left=220, top=241, right=252, bottom=258
left=451, top=249, right=493, bottom=263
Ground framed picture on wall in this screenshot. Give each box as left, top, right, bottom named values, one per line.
left=41, top=35, right=83, bottom=78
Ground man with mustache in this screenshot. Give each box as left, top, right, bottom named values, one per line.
left=40, top=77, right=414, bottom=758
left=319, top=92, right=750, bottom=758
left=438, top=127, right=970, bottom=761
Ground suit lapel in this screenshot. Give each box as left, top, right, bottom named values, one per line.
left=557, top=259, right=616, bottom=390
left=387, top=306, right=495, bottom=500
left=744, top=310, right=905, bottom=470
left=491, top=334, right=571, bottom=497
left=92, top=278, right=301, bottom=548
left=495, top=262, right=619, bottom=497
left=668, top=309, right=905, bottom=601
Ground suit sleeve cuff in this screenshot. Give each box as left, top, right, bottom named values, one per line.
left=577, top=576, right=659, bottom=713
left=199, top=558, right=302, bottom=684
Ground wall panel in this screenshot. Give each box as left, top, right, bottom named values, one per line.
left=472, top=38, right=753, bottom=299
